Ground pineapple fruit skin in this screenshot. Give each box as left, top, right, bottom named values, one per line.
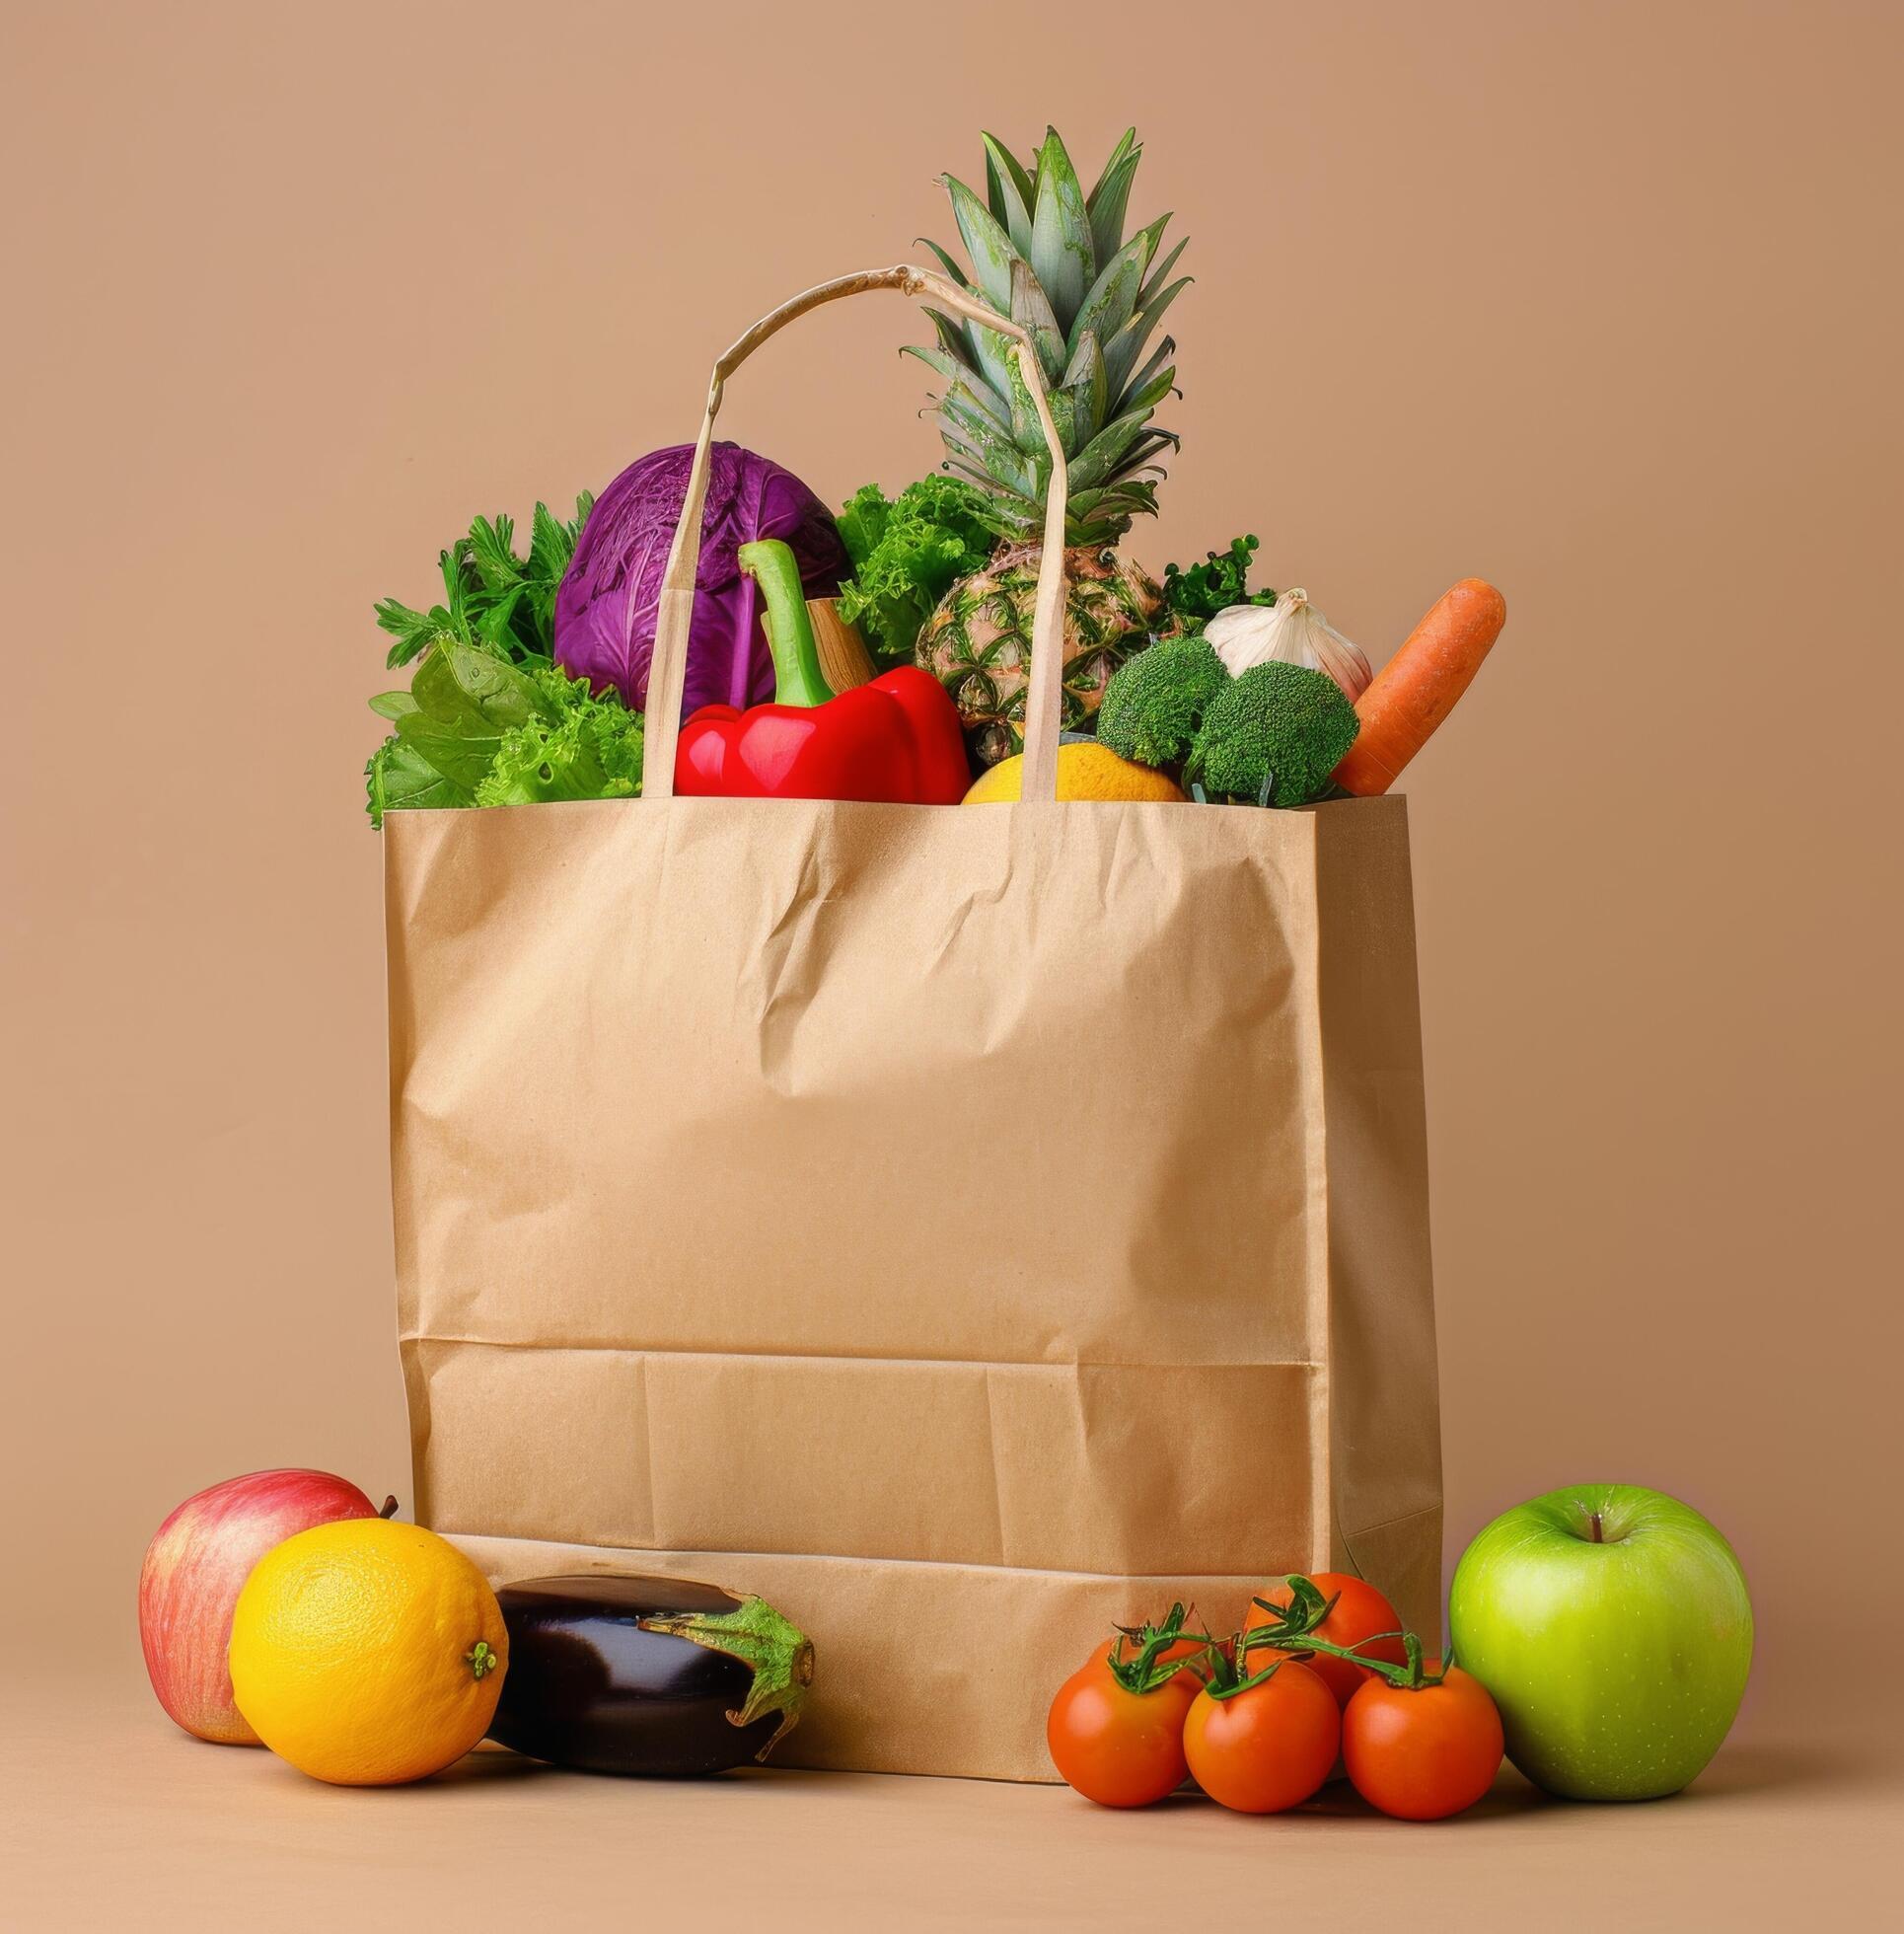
left=917, top=545, right=1174, bottom=770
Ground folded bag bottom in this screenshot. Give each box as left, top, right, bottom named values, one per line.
left=448, top=1525, right=1441, bottom=1781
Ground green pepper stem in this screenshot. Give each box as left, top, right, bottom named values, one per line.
left=738, top=540, right=833, bottom=708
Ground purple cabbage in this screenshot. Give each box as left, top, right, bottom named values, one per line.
left=553, top=442, right=850, bottom=717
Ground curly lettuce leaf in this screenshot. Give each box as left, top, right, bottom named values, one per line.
left=367, top=653, right=642, bottom=823
left=835, top=476, right=994, bottom=668
left=474, top=670, right=644, bottom=806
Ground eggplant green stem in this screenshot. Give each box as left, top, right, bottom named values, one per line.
left=737, top=540, right=833, bottom=708
left=642, top=1596, right=815, bottom=1758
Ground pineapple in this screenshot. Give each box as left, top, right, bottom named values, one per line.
left=911, top=126, right=1189, bottom=767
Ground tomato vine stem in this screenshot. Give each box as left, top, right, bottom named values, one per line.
left=1105, top=1601, right=1211, bottom=1695
left=1097, top=1574, right=1452, bottom=1704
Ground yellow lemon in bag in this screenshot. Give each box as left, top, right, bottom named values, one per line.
left=229, top=1517, right=507, bottom=1785
left=963, top=740, right=1185, bottom=804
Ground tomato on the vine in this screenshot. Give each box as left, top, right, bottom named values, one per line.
left=1245, top=1572, right=1407, bottom=1707
left=1096, top=1632, right=1212, bottom=1678
left=1342, top=1666, right=1503, bottom=1821
left=1182, top=1659, right=1340, bottom=1814
left=1047, top=1660, right=1200, bottom=1808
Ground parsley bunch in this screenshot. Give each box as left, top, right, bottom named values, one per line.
left=375, top=496, right=595, bottom=669
left=1160, top=535, right=1276, bottom=628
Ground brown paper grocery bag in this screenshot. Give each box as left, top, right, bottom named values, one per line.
left=386, top=267, right=1440, bottom=1781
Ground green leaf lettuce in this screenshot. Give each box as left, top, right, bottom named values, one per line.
left=365, top=652, right=642, bottom=826
left=835, top=476, right=994, bottom=668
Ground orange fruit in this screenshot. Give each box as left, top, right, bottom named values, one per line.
left=228, top=1518, right=507, bottom=1785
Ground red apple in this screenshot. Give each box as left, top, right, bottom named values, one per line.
left=138, top=1468, right=392, bottom=1744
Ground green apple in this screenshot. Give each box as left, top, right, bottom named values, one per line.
left=1448, top=1484, right=1752, bottom=1801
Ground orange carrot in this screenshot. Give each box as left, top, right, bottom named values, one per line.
left=1332, top=579, right=1506, bottom=796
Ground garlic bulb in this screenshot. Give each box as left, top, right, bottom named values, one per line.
left=1203, top=589, right=1372, bottom=702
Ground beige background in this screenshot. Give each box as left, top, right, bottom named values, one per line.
left=4, top=0, right=1899, bottom=1922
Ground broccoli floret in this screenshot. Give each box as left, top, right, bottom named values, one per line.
left=1097, top=636, right=1230, bottom=769
left=1187, top=661, right=1359, bottom=807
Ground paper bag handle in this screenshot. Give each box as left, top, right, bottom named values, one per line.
left=642, top=265, right=1070, bottom=804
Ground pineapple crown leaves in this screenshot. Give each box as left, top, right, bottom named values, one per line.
left=912, top=126, right=1188, bottom=547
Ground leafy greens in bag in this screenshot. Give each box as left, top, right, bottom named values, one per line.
left=377, top=498, right=595, bottom=669
left=364, top=503, right=644, bottom=827
left=365, top=647, right=643, bottom=827
left=835, top=476, right=994, bottom=669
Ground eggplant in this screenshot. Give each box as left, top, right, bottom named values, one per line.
left=487, top=1575, right=815, bottom=1776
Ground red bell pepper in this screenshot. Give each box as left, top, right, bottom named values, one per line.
left=674, top=541, right=971, bottom=805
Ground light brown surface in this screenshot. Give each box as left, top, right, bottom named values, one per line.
left=4, top=0, right=1901, bottom=1919
left=5, top=1660, right=1897, bottom=1930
